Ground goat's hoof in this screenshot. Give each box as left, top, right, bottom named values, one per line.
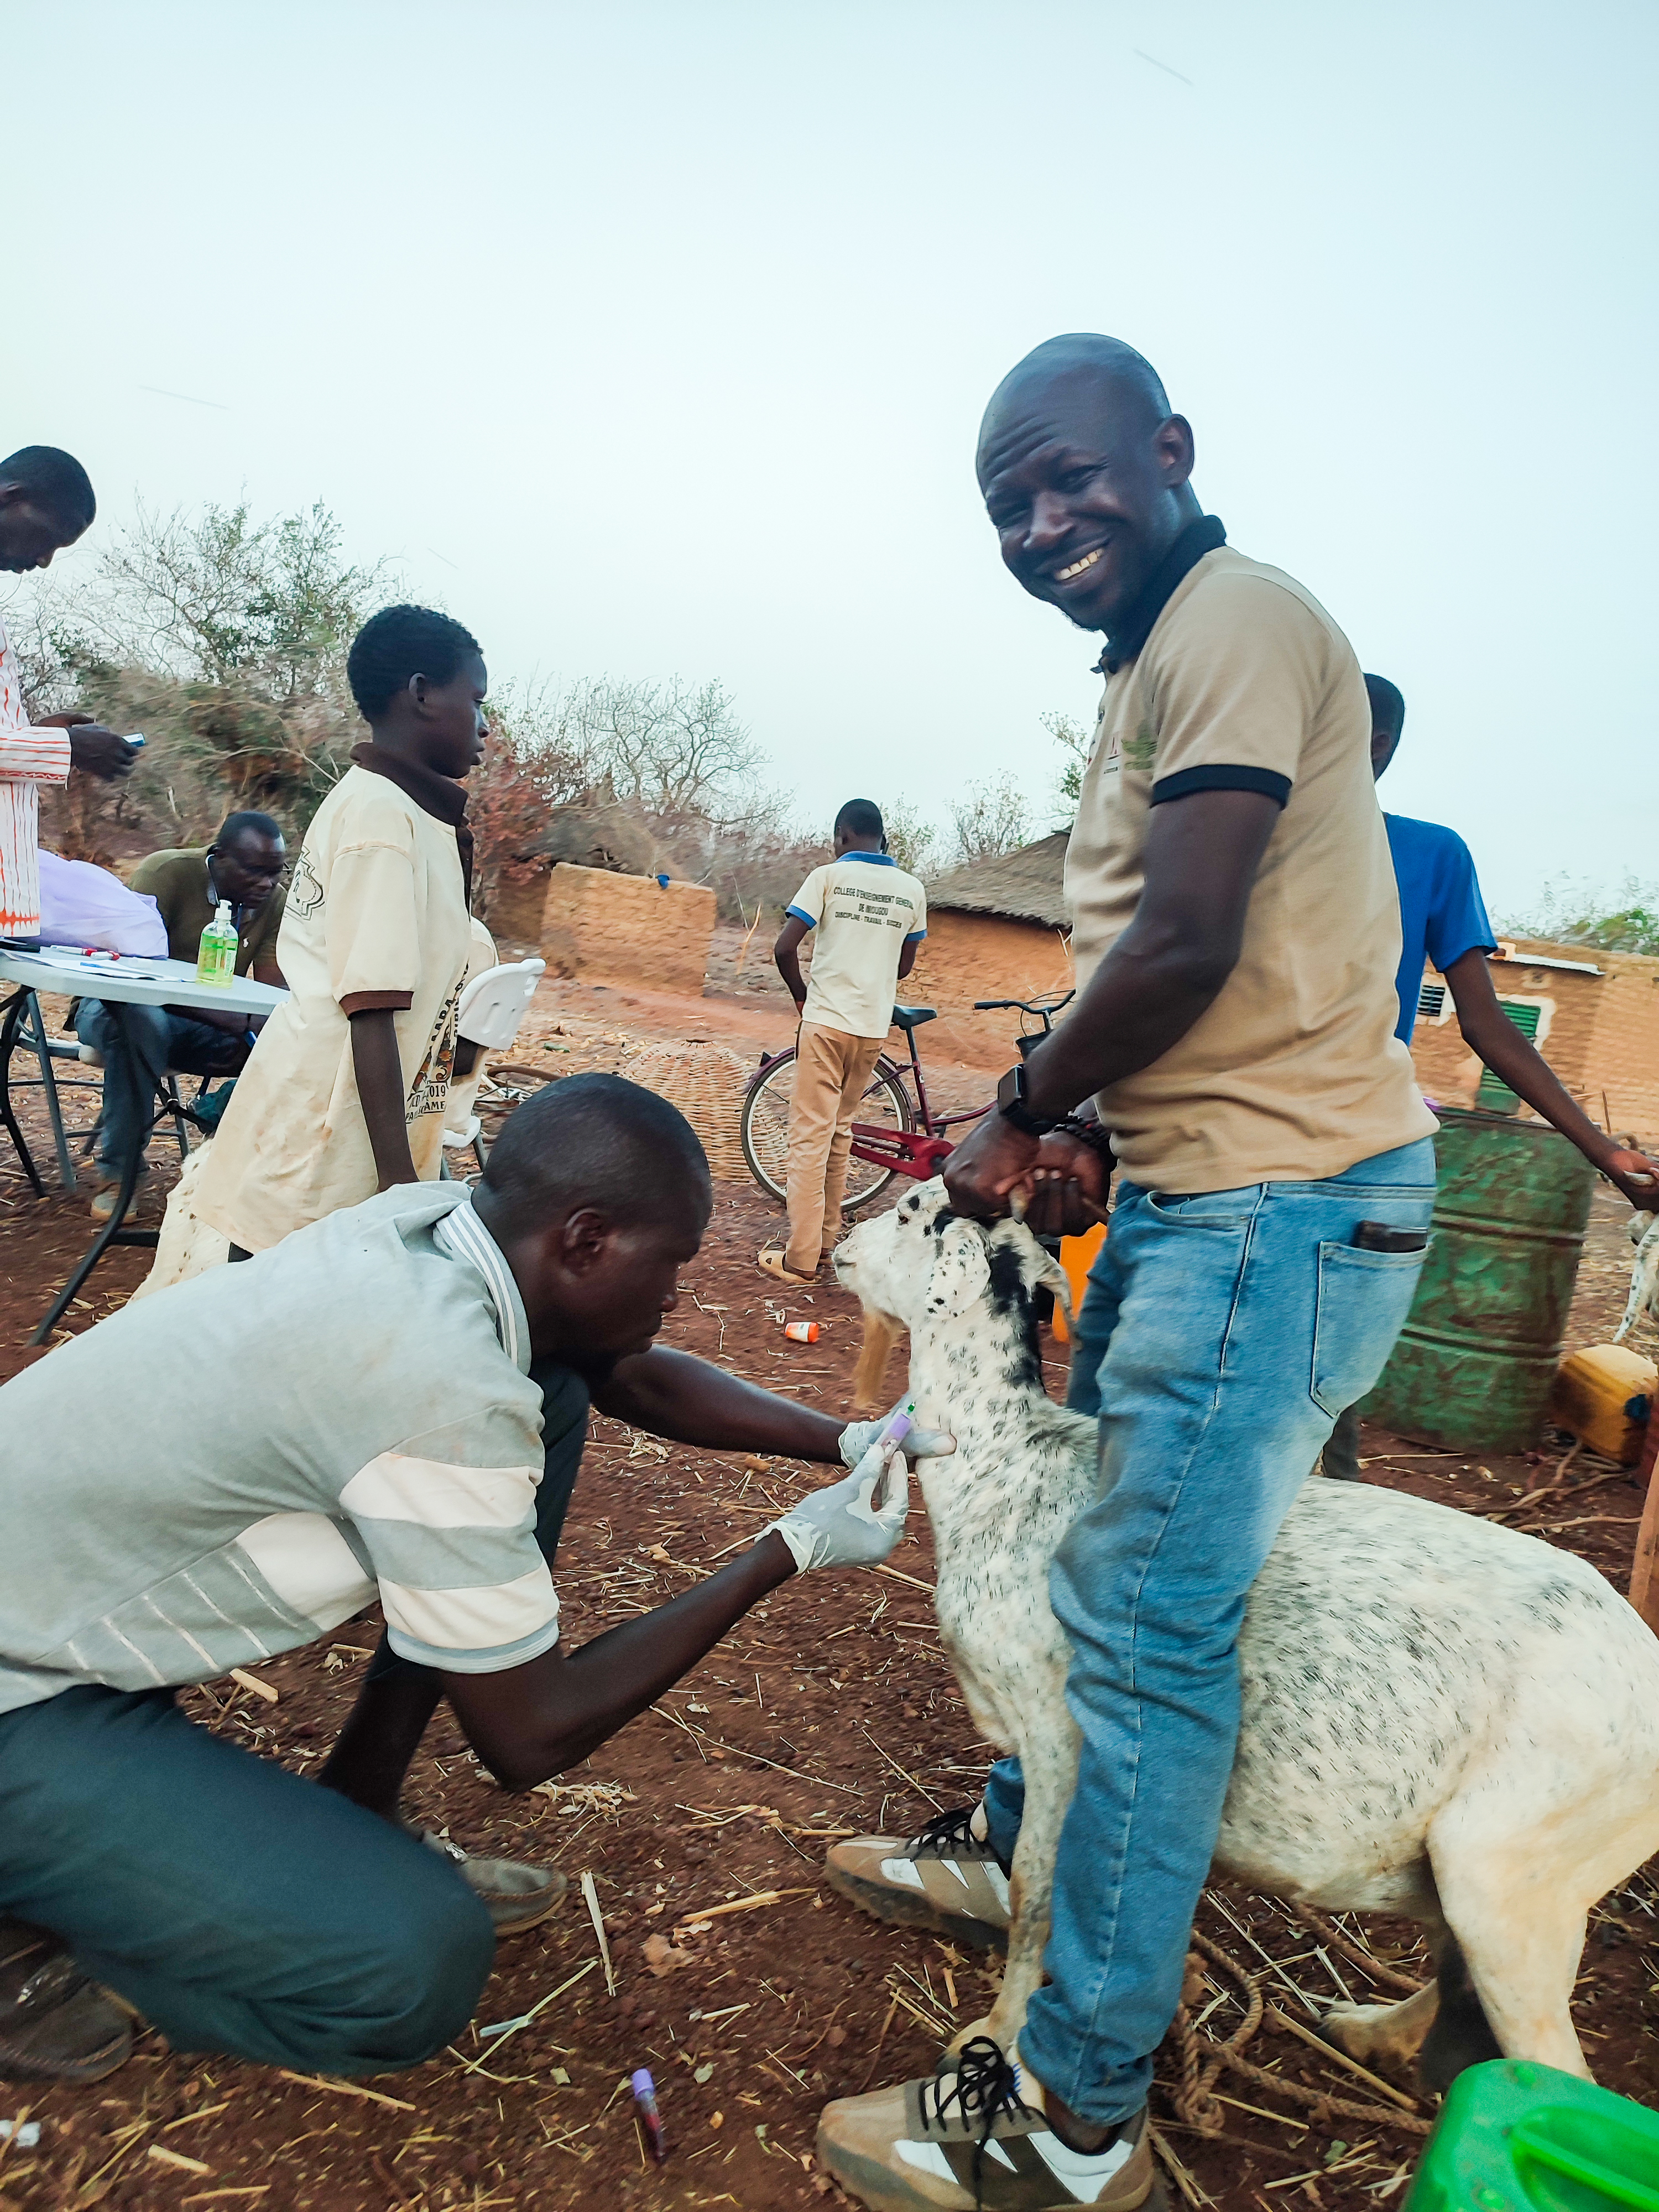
left=1320, top=2000, right=1420, bottom=2073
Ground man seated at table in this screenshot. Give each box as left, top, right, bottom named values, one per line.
left=74, top=812, right=288, bottom=1219
left=0, top=1073, right=949, bottom=2085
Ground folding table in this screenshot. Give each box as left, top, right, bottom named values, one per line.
left=0, top=947, right=285, bottom=1342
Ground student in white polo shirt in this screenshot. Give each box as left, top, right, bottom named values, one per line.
left=762, top=801, right=926, bottom=1285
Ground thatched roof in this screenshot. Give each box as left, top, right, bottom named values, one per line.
left=926, top=831, right=1070, bottom=929
left=530, top=801, right=664, bottom=878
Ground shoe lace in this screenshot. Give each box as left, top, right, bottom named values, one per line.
left=920, top=2038, right=1036, bottom=2210
left=907, top=1804, right=982, bottom=1857
left=920, top=2034, right=1032, bottom=2135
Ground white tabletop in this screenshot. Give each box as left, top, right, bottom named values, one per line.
left=0, top=946, right=286, bottom=1018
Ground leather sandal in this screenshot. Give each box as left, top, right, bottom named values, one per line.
left=757, top=1247, right=816, bottom=1286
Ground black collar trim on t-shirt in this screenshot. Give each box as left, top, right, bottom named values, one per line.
left=351, top=742, right=469, bottom=826
left=1093, top=514, right=1227, bottom=676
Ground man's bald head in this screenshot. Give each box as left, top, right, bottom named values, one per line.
left=976, top=332, right=1201, bottom=637
left=977, top=335, right=1173, bottom=476
left=0, top=445, right=96, bottom=575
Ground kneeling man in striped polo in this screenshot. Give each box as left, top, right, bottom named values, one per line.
left=0, top=1074, right=951, bottom=2085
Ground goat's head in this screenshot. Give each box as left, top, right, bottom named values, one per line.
left=834, top=1179, right=1070, bottom=1359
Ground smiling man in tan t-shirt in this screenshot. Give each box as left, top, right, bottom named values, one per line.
left=817, top=338, right=1438, bottom=2212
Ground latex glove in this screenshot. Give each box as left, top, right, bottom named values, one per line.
left=763, top=1442, right=911, bottom=1573
left=838, top=1402, right=956, bottom=1471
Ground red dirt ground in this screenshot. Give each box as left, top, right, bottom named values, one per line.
left=1, top=962, right=1655, bottom=2211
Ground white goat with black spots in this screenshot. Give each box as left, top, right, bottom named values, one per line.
left=1614, top=1209, right=1659, bottom=1343
left=833, top=1179, right=1659, bottom=2087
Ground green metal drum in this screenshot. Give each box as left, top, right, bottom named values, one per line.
left=1359, top=1108, right=1597, bottom=1453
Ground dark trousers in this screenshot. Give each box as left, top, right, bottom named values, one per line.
left=74, top=1000, right=244, bottom=1175
left=0, top=1687, right=493, bottom=2073
left=1323, top=1401, right=1364, bottom=1480
left=0, top=1366, right=590, bottom=2073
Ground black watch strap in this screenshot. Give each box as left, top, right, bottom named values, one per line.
left=997, top=1064, right=1058, bottom=1138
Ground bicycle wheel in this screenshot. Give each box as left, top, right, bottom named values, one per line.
left=740, top=1052, right=797, bottom=1203
left=739, top=1050, right=914, bottom=1212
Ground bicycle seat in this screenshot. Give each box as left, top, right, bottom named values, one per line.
left=890, top=1005, right=937, bottom=1031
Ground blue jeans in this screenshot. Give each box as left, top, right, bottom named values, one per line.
left=982, top=1137, right=1436, bottom=2125
left=74, top=1000, right=246, bottom=1175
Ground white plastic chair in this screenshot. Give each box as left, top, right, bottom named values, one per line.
left=453, top=957, right=546, bottom=1048
left=442, top=958, right=546, bottom=1170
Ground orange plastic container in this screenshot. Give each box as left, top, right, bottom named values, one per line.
left=782, top=1320, right=820, bottom=1344
left=1052, top=1222, right=1107, bottom=1344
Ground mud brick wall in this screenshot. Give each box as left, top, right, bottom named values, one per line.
left=906, top=912, right=1075, bottom=1067
left=537, top=864, right=715, bottom=994
left=1407, top=937, right=1659, bottom=1149
left=482, top=862, right=554, bottom=948
left=1577, top=948, right=1659, bottom=1141
left=1407, top=1009, right=1484, bottom=1108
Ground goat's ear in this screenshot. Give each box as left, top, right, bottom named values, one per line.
left=988, top=1217, right=1073, bottom=1320
left=925, top=1217, right=990, bottom=1321
left=1031, top=1239, right=1072, bottom=1322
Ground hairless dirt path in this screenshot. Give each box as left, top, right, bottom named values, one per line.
left=1, top=957, right=1654, bottom=2211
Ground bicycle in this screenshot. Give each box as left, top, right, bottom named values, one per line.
left=738, top=989, right=1076, bottom=1212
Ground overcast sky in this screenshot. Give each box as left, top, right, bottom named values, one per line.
left=8, top=2, right=1655, bottom=914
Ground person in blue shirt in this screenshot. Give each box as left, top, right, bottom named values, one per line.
left=1321, top=676, right=1659, bottom=1478
left=1373, top=680, right=1499, bottom=1046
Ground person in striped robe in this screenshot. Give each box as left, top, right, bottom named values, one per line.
left=0, top=446, right=140, bottom=941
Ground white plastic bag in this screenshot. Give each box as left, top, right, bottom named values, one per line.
left=38, top=850, right=169, bottom=957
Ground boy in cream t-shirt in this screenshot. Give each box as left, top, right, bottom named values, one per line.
left=762, top=801, right=926, bottom=1284
left=196, top=606, right=487, bottom=1256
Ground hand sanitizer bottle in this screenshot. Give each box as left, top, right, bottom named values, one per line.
left=196, top=900, right=238, bottom=987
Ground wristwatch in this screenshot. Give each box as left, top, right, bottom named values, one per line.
left=997, top=1067, right=1116, bottom=1164
left=997, top=1062, right=1059, bottom=1138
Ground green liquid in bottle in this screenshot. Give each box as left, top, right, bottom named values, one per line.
left=196, top=900, right=238, bottom=987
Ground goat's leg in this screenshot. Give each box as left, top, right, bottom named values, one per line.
left=850, top=1307, right=904, bottom=1415
left=981, top=1709, right=1079, bottom=2054
left=1430, top=1850, right=1592, bottom=2081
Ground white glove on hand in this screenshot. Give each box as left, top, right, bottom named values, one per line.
left=763, top=1441, right=911, bottom=1573
left=838, top=1402, right=956, bottom=1472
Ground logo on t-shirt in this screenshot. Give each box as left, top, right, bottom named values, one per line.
left=827, top=878, right=915, bottom=931
left=1121, top=721, right=1156, bottom=771
left=287, top=852, right=325, bottom=920
left=406, top=980, right=460, bottom=1123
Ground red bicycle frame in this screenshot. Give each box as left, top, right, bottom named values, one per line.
left=847, top=990, right=1077, bottom=1184
left=848, top=1021, right=990, bottom=1183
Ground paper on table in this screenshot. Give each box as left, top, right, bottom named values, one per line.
left=32, top=949, right=168, bottom=979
